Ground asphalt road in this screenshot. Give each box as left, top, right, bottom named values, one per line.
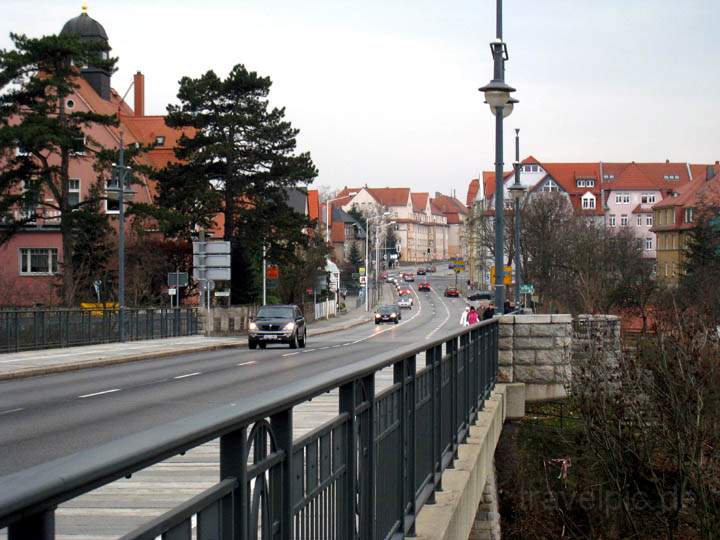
left=0, top=270, right=469, bottom=476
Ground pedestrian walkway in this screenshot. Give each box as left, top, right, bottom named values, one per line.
left=0, top=296, right=383, bottom=382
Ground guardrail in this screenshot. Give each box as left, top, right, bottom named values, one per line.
left=0, top=318, right=498, bottom=539
left=0, top=307, right=199, bottom=353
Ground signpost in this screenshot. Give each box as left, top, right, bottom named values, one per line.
left=167, top=271, right=189, bottom=308
left=519, top=283, right=533, bottom=308
left=193, top=240, right=231, bottom=308
left=490, top=265, right=513, bottom=286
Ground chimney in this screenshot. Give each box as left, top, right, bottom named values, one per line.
left=134, top=71, right=145, bottom=117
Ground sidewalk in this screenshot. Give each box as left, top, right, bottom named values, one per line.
left=0, top=297, right=381, bottom=382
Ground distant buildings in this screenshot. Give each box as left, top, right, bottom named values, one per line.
left=465, top=157, right=715, bottom=286
left=311, top=187, right=467, bottom=264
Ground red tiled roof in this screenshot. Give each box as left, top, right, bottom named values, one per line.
left=445, top=213, right=461, bottom=224
left=433, top=192, right=468, bottom=215
left=331, top=221, right=345, bottom=243
left=430, top=200, right=444, bottom=216
left=411, top=192, right=429, bottom=212
left=307, top=189, right=319, bottom=221
left=367, top=187, right=411, bottom=207
left=522, top=155, right=541, bottom=165
left=466, top=178, right=479, bottom=207
left=482, top=170, right=514, bottom=199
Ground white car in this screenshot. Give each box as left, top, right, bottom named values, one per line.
left=397, top=296, right=413, bottom=309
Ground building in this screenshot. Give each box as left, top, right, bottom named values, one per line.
left=0, top=7, right=190, bottom=306
left=430, top=192, right=469, bottom=258
left=332, top=187, right=452, bottom=263
left=652, top=163, right=720, bottom=284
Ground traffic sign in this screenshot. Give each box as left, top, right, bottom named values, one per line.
left=168, top=288, right=177, bottom=296
left=207, top=280, right=216, bottom=291
left=359, top=267, right=365, bottom=275
left=168, top=272, right=189, bottom=287
left=490, top=266, right=513, bottom=286
left=266, top=265, right=280, bottom=280
left=519, top=283, right=534, bottom=294
left=193, top=254, right=231, bottom=268
left=192, top=241, right=231, bottom=254
left=359, top=276, right=367, bottom=284
left=215, top=290, right=230, bottom=297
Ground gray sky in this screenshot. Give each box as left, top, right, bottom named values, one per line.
left=3, top=1, right=719, bottom=200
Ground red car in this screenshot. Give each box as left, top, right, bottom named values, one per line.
left=403, top=273, right=415, bottom=282
left=444, top=287, right=460, bottom=297
left=418, top=282, right=431, bottom=292
left=398, top=287, right=412, bottom=296
left=416, top=268, right=426, bottom=275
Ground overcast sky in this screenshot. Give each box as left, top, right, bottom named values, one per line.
left=3, top=1, right=719, bottom=201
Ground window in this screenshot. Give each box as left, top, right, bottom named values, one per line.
left=664, top=174, right=680, bottom=181
left=581, top=193, right=595, bottom=209
left=685, top=208, right=694, bottom=223
left=66, top=99, right=75, bottom=110
left=68, top=178, right=81, bottom=207
left=645, top=237, right=653, bottom=250
left=540, top=179, right=560, bottom=193
left=19, top=248, right=58, bottom=275
left=15, top=146, right=31, bottom=157
left=71, top=135, right=86, bottom=155
left=646, top=214, right=653, bottom=226
left=637, top=215, right=643, bottom=226
left=155, top=136, right=165, bottom=146
left=577, top=179, right=595, bottom=188
left=603, top=173, right=615, bottom=180
left=106, top=193, right=120, bottom=214
left=620, top=215, right=628, bottom=227
left=641, top=193, right=656, bottom=205
left=609, top=215, right=616, bottom=227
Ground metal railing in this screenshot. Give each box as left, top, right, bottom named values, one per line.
left=0, top=319, right=498, bottom=539
left=0, top=307, right=199, bottom=353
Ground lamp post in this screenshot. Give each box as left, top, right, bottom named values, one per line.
left=507, top=128, right=527, bottom=308
left=479, top=0, right=517, bottom=310
left=364, top=212, right=390, bottom=311
left=108, top=132, right=134, bottom=342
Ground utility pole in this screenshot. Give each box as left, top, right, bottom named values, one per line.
left=118, top=131, right=126, bottom=342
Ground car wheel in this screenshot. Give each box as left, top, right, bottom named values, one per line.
left=375, top=321, right=380, bottom=325
left=299, top=330, right=307, bottom=348
left=259, top=343, right=267, bottom=349
left=249, top=340, right=257, bottom=350
left=290, top=332, right=298, bottom=349
left=394, top=319, right=399, bottom=324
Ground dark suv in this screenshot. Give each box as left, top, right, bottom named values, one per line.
left=249, top=304, right=307, bottom=349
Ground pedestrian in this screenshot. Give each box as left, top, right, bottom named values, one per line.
left=483, top=303, right=495, bottom=320
left=503, top=300, right=511, bottom=314
left=459, top=306, right=470, bottom=326
left=467, top=306, right=479, bottom=325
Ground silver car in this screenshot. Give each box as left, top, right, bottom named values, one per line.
left=397, top=295, right=413, bottom=309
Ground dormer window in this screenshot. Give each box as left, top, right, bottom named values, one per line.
left=581, top=192, right=596, bottom=209
left=155, top=136, right=166, bottom=146
left=603, top=174, right=615, bottom=180
left=576, top=179, right=595, bottom=188
left=664, top=174, right=680, bottom=181
left=540, top=179, right=560, bottom=192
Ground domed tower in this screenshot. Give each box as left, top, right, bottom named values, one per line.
left=60, top=2, right=112, bottom=100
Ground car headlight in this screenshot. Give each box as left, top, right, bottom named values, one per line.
left=390, top=313, right=396, bottom=318
left=375, top=314, right=381, bottom=318
left=284, top=322, right=295, bottom=331
left=249, top=322, right=258, bottom=331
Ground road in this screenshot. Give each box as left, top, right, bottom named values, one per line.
left=0, top=270, right=468, bottom=476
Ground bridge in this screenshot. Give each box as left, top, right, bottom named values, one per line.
left=0, top=274, right=608, bottom=539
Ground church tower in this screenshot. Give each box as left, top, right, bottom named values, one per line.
left=60, top=3, right=112, bottom=100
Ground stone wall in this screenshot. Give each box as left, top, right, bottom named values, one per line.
left=469, top=461, right=501, bottom=540
left=497, top=314, right=573, bottom=402
left=498, top=313, right=621, bottom=402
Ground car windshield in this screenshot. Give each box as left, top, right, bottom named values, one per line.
left=399, top=296, right=410, bottom=301
left=256, top=306, right=294, bottom=319
left=378, top=306, right=397, bottom=314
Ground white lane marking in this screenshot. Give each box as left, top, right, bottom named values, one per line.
left=78, top=388, right=121, bottom=399
left=281, top=353, right=299, bottom=357
left=317, top=346, right=331, bottom=350
left=237, top=361, right=257, bottom=366
left=173, top=372, right=201, bottom=379
left=426, top=285, right=452, bottom=339
left=0, top=407, right=24, bottom=416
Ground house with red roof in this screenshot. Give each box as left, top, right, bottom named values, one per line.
left=651, top=163, right=720, bottom=283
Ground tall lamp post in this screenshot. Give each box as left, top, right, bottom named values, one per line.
left=365, top=212, right=390, bottom=311
left=108, top=132, right=134, bottom=342
left=479, top=0, right=517, bottom=309
left=507, top=128, right=527, bottom=308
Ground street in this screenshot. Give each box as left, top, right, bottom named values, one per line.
left=0, top=270, right=468, bottom=476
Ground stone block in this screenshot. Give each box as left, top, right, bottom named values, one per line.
left=535, top=349, right=565, bottom=366
left=554, top=335, right=573, bottom=349
left=551, top=314, right=573, bottom=323
left=514, top=336, right=554, bottom=350
left=498, top=337, right=513, bottom=351
left=515, top=314, right=551, bottom=324
left=514, top=350, right=535, bottom=365
left=498, top=315, right=515, bottom=324
left=499, top=324, right=514, bottom=338
left=498, top=382, right=526, bottom=419
left=514, top=324, right=531, bottom=337
left=514, top=365, right=556, bottom=384
left=498, top=349, right=513, bottom=366
left=530, top=324, right=557, bottom=337
left=497, top=366, right=513, bottom=383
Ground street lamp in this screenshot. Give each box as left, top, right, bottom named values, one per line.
left=107, top=131, right=134, bottom=342
left=365, top=212, right=390, bottom=311
left=479, top=0, right=517, bottom=310
left=507, top=129, right=527, bottom=308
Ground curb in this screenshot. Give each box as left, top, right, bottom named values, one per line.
left=0, top=314, right=375, bottom=382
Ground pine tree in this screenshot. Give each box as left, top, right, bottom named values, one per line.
left=155, top=65, right=317, bottom=303
left=0, top=32, right=117, bottom=305
left=347, top=241, right=363, bottom=270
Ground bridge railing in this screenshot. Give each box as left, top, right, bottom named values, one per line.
left=0, top=319, right=499, bottom=540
